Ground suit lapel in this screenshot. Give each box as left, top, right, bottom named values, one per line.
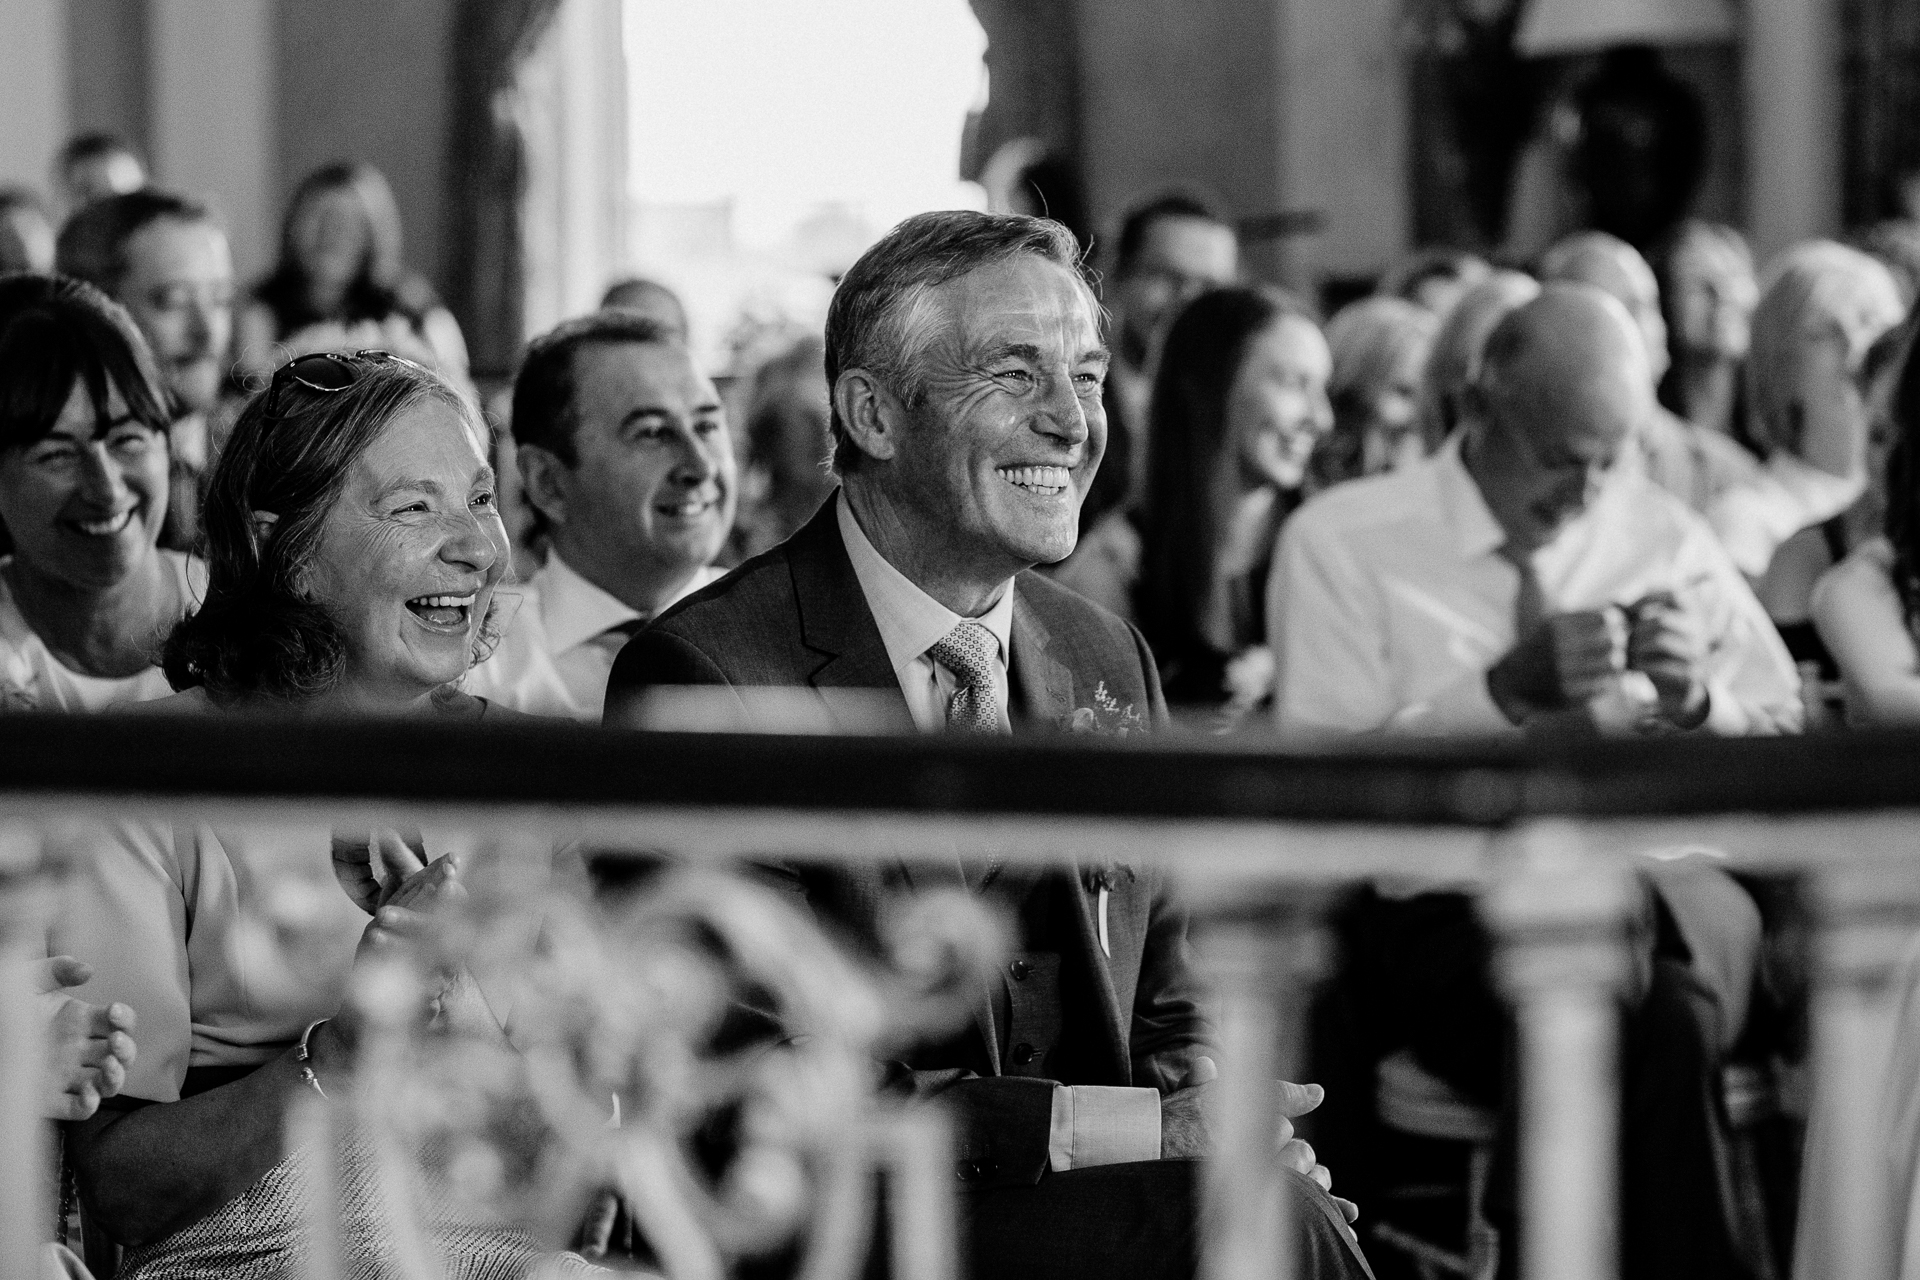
left=1009, top=578, right=1077, bottom=732
left=787, top=496, right=912, bottom=714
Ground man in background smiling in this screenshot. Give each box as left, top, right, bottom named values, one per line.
left=465, top=311, right=733, bottom=720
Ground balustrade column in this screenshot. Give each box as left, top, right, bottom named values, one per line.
left=1484, top=822, right=1635, bottom=1280
left=1194, top=896, right=1331, bottom=1280
left=0, top=825, right=48, bottom=1280
left=1797, top=861, right=1920, bottom=1280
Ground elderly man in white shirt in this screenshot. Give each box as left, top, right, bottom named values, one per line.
left=466, top=312, right=731, bottom=719
left=1271, top=283, right=1801, bottom=738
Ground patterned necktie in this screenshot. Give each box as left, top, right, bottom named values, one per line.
left=927, top=620, right=1001, bottom=733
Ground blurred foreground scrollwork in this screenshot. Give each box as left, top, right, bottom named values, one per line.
left=246, top=841, right=1009, bottom=1280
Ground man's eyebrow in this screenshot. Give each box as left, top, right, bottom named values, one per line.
left=980, top=342, right=1045, bottom=365
left=1081, top=346, right=1112, bottom=368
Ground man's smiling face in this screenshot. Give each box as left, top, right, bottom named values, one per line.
left=882, top=254, right=1108, bottom=580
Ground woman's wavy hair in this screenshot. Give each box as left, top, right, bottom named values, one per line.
left=1135, top=285, right=1316, bottom=671
left=1311, top=295, right=1440, bottom=487
left=1746, top=241, right=1904, bottom=457
left=163, top=355, right=496, bottom=706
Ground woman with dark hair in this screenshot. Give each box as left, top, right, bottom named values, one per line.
left=235, top=163, right=468, bottom=388
left=0, top=273, right=203, bottom=710
left=1055, top=286, right=1332, bottom=723
left=1813, top=318, right=1920, bottom=724
left=53, top=352, right=585, bottom=1278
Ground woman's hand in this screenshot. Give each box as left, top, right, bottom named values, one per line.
left=34, top=956, right=137, bottom=1121
left=331, top=829, right=429, bottom=915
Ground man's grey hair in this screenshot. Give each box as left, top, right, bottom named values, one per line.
left=824, top=209, right=1090, bottom=475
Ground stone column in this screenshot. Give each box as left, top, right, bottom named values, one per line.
left=1795, top=860, right=1920, bottom=1280
left=0, top=825, right=48, bottom=1280
left=1484, top=822, right=1636, bottom=1280
left=1194, top=897, right=1331, bottom=1280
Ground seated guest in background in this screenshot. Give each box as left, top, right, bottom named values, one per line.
left=1057, top=287, right=1332, bottom=726
left=729, top=333, right=835, bottom=561
left=1309, top=295, right=1440, bottom=487
left=609, top=211, right=1369, bottom=1280
left=600, top=274, right=689, bottom=339
left=1813, top=317, right=1920, bottom=724
left=0, top=188, right=56, bottom=273
left=1272, top=284, right=1800, bottom=738
left=1743, top=243, right=1908, bottom=661
left=1379, top=247, right=1491, bottom=321
left=465, top=312, right=732, bottom=720
left=1539, top=230, right=1754, bottom=514
left=235, top=162, right=469, bottom=390
left=1415, top=269, right=1539, bottom=453
left=51, top=133, right=146, bottom=216
left=56, top=354, right=579, bottom=1278
left=1089, top=192, right=1239, bottom=517
left=0, top=275, right=203, bottom=712
left=58, top=190, right=238, bottom=551
left=1655, top=220, right=1758, bottom=441
left=1547, top=231, right=1897, bottom=598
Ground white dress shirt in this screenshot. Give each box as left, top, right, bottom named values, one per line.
left=464, top=552, right=724, bottom=721
left=1270, top=437, right=1802, bottom=738
left=836, top=494, right=1015, bottom=733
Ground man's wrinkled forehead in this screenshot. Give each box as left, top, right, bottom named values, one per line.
left=930, top=256, right=1105, bottom=358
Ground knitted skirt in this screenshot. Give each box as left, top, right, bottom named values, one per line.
left=117, top=1132, right=608, bottom=1280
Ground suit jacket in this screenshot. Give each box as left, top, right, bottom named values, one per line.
left=605, top=497, right=1210, bottom=1187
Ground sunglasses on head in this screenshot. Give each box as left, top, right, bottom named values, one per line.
left=262, top=349, right=425, bottom=419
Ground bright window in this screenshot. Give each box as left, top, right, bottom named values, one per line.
left=622, top=0, right=988, bottom=370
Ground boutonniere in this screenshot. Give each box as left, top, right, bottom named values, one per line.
left=1060, top=681, right=1148, bottom=736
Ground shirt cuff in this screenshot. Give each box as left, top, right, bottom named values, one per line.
left=1047, top=1085, right=1163, bottom=1172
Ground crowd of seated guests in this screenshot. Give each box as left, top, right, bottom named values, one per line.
left=13, top=124, right=1920, bottom=1280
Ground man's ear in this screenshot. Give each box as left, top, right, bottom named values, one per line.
left=518, top=442, right=570, bottom=529
left=833, top=369, right=906, bottom=464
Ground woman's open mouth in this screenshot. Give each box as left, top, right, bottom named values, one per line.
left=70, top=509, right=136, bottom=537
left=405, top=593, right=476, bottom=632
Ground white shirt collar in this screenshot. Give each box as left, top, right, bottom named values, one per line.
left=835, top=491, right=1016, bottom=679
left=535, top=552, right=647, bottom=655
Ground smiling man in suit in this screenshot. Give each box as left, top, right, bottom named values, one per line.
left=605, top=210, right=1369, bottom=1280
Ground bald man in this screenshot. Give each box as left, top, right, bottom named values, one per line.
left=1540, top=231, right=1866, bottom=579
left=1270, top=284, right=1799, bottom=736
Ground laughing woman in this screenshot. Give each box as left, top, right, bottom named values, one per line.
left=0, top=275, right=203, bottom=711
left=53, top=353, right=599, bottom=1277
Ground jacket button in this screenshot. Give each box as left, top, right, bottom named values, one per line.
left=1009, top=960, right=1030, bottom=981
left=1012, top=1042, right=1037, bottom=1065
